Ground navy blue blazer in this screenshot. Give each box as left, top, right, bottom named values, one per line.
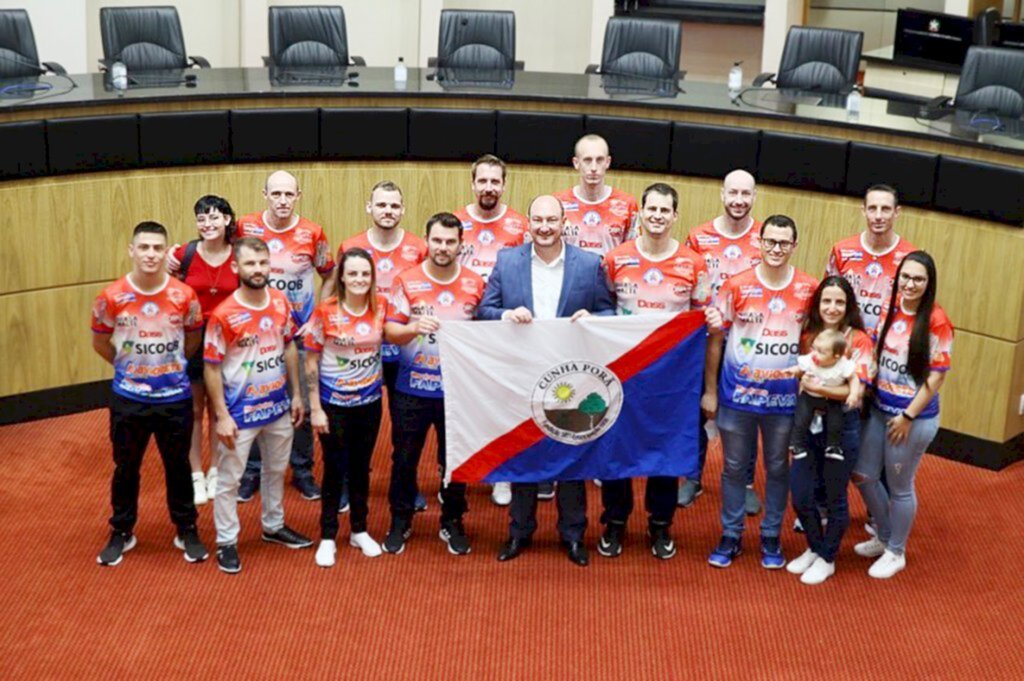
left=476, top=243, right=615, bottom=320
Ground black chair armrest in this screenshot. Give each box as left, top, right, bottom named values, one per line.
left=42, top=61, right=67, bottom=76
left=513, top=60, right=525, bottom=70
left=585, top=64, right=600, bottom=74
left=98, top=58, right=114, bottom=72
left=918, top=95, right=953, bottom=120
left=427, top=56, right=438, bottom=68
left=753, top=72, right=775, bottom=87
left=350, top=56, right=366, bottom=66
left=189, top=55, right=211, bottom=69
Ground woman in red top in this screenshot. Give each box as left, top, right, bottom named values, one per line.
left=170, top=195, right=239, bottom=506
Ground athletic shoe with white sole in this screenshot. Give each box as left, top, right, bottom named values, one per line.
left=173, top=527, right=209, bottom=563
left=97, top=531, right=136, bottom=566
left=868, top=550, right=906, bottom=579
left=800, top=557, right=836, bottom=585
left=315, top=540, right=337, bottom=568
left=786, top=548, right=819, bottom=575
left=854, top=537, right=887, bottom=558
left=491, top=482, right=512, bottom=506
left=349, top=532, right=382, bottom=557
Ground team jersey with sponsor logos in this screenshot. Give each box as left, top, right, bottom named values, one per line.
left=453, top=205, right=526, bottom=281
left=92, top=276, right=203, bottom=404
left=339, top=230, right=427, bottom=364
left=717, top=267, right=819, bottom=414
left=800, top=328, right=877, bottom=385
left=872, top=298, right=953, bottom=419
left=554, top=187, right=638, bottom=256
left=825, top=233, right=917, bottom=334
left=204, top=289, right=298, bottom=429
left=304, top=296, right=386, bottom=408
left=387, top=264, right=485, bottom=399
left=603, top=239, right=712, bottom=315
left=685, top=219, right=763, bottom=301
left=234, top=212, right=335, bottom=328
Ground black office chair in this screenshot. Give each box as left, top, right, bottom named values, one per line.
left=99, top=6, right=210, bottom=71
left=973, top=7, right=1001, bottom=47
left=265, top=5, right=364, bottom=68
left=952, top=46, right=1024, bottom=118
left=429, top=9, right=522, bottom=70
left=754, top=26, right=863, bottom=94
left=585, top=16, right=683, bottom=80
left=0, top=9, right=66, bottom=77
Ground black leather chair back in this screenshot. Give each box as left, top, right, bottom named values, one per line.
left=0, top=9, right=41, bottom=77
left=776, top=26, right=862, bottom=93
left=268, top=5, right=349, bottom=67
left=973, top=7, right=1001, bottom=47
left=100, top=6, right=188, bottom=70
left=954, top=46, right=1024, bottom=118
left=600, top=16, right=681, bottom=79
left=436, top=9, right=515, bottom=69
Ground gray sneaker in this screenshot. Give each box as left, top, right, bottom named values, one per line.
left=97, top=531, right=136, bottom=566
left=677, top=479, right=703, bottom=507
left=744, top=487, right=762, bottom=516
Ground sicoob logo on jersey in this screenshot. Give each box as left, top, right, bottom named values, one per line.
left=531, top=360, right=623, bottom=445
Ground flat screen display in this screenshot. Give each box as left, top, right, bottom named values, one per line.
left=893, top=8, right=973, bottom=70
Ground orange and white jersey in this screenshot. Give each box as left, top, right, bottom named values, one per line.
left=387, top=264, right=485, bottom=399
left=685, top=219, right=763, bottom=301
left=235, top=212, right=335, bottom=327
left=91, top=275, right=202, bottom=403
left=825, top=233, right=917, bottom=334
left=453, top=205, right=526, bottom=281
left=304, top=296, right=386, bottom=407
left=717, top=267, right=819, bottom=414
left=873, top=298, right=953, bottom=419
left=603, top=239, right=711, bottom=316
left=554, top=187, right=638, bottom=256
left=204, top=289, right=297, bottom=429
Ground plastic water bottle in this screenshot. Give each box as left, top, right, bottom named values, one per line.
left=394, top=56, right=407, bottom=89
left=111, top=61, right=128, bottom=92
left=846, top=86, right=862, bottom=119
left=728, top=61, right=743, bottom=91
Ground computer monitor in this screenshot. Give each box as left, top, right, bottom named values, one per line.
left=998, top=22, right=1024, bottom=50
left=893, top=8, right=974, bottom=71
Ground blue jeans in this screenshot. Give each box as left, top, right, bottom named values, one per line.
left=790, top=408, right=861, bottom=562
left=717, top=405, right=793, bottom=539
left=854, top=407, right=939, bottom=555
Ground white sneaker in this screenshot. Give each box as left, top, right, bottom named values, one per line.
left=349, top=532, right=382, bottom=558
left=868, top=550, right=906, bottom=579
left=786, top=549, right=819, bottom=575
left=854, top=537, right=887, bottom=558
left=491, top=482, right=512, bottom=506
left=800, top=557, right=836, bottom=585
left=206, top=468, right=218, bottom=499
left=192, top=472, right=208, bottom=506
left=315, top=540, right=337, bottom=567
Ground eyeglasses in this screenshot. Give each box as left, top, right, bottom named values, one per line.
left=899, top=273, right=927, bottom=285
left=761, top=238, right=795, bottom=252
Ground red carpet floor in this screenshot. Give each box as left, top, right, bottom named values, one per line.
left=1, top=409, right=1022, bottom=680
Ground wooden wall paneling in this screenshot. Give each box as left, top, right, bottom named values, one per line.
left=939, top=331, right=1017, bottom=443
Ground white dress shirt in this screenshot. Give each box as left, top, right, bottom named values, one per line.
left=529, top=243, right=566, bottom=320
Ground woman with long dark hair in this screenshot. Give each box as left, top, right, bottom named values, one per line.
left=852, top=251, right=953, bottom=579
left=170, top=195, right=239, bottom=506
left=786, top=276, right=876, bottom=585
left=305, top=248, right=387, bottom=567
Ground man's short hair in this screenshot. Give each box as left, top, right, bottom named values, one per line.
left=527, top=194, right=565, bottom=219
left=425, top=212, right=464, bottom=240
left=642, top=183, right=678, bottom=211
left=471, top=154, right=507, bottom=181
left=133, top=221, right=167, bottom=240
left=370, top=180, right=404, bottom=200
left=865, top=184, right=899, bottom=206
left=574, top=133, right=609, bottom=157
left=760, top=214, right=798, bottom=242
left=233, top=237, right=269, bottom=259
left=817, top=328, right=848, bottom=356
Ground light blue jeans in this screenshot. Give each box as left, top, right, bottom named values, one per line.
left=717, top=405, right=793, bottom=539
left=854, top=407, right=940, bottom=555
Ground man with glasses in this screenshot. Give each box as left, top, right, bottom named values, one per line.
left=704, top=215, right=818, bottom=570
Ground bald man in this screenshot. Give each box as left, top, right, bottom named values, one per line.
left=477, top=194, right=616, bottom=567
left=234, top=170, right=336, bottom=502
left=683, top=169, right=764, bottom=512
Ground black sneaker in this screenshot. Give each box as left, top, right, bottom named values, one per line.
left=238, top=474, right=259, bottom=503
left=649, top=524, right=677, bottom=560
left=382, top=516, right=412, bottom=555
left=173, top=527, right=209, bottom=563
left=292, top=476, right=322, bottom=501
left=261, top=525, right=314, bottom=549
left=824, top=446, right=845, bottom=461
left=217, top=544, right=241, bottom=574
left=439, top=518, right=471, bottom=556
left=597, top=522, right=625, bottom=557
left=537, top=482, right=555, bottom=500
left=97, top=531, right=136, bottom=566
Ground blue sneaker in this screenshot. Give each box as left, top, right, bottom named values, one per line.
left=760, top=536, right=785, bottom=569
left=414, top=492, right=427, bottom=513
left=708, top=536, right=742, bottom=568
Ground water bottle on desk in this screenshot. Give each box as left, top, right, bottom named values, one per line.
left=846, top=86, right=862, bottom=120
left=728, top=61, right=743, bottom=92
left=394, top=56, right=407, bottom=90
left=111, top=61, right=128, bottom=93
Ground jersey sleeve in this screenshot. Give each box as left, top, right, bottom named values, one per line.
left=304, top=305, right=326, bottom=353
left=203, top=315, right=227, bottom=363
left=90, top=290, right=114, bottom=333
left=715, top=277, right=736, bottom=330
left=314, top=230, right=336, bottom=275
left=929, top=311, right=954, bottom=372
left=684, top=230, right=700, bottom=253
left=283, top=311, right=298, bottom=343
left=387, top=276, right=411, bottom=324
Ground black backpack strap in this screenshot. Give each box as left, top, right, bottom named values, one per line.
left=179, top=239, right=201, bottom=279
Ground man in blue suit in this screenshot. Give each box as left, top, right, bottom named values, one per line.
left=477, top=194, right=615, bottom=567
